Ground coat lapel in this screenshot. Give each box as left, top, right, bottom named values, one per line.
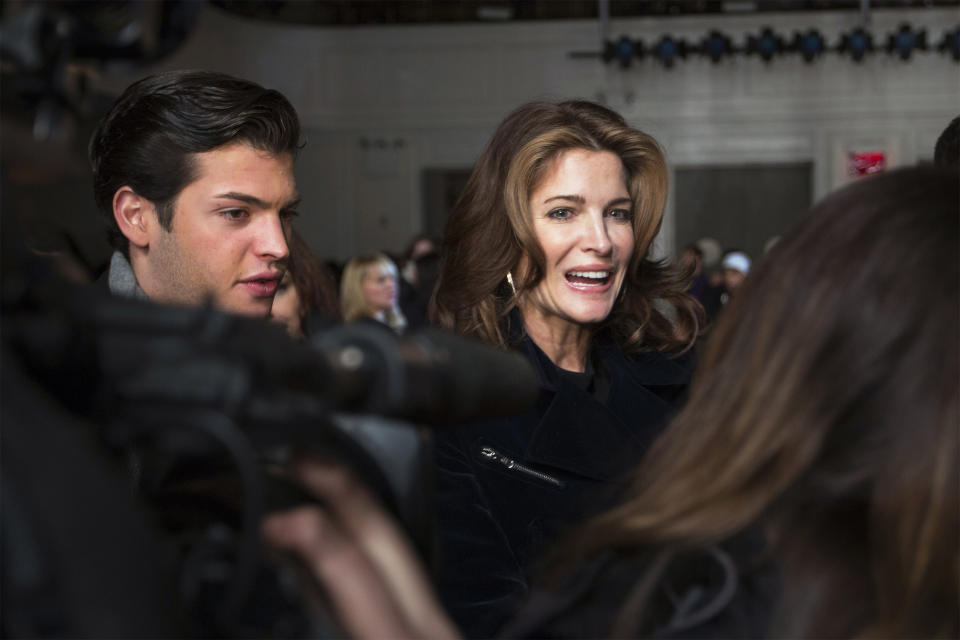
left=524, top=342, right=689, bottom=482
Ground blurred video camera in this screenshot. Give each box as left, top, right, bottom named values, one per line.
left=1, top=258, right=537, bottom=637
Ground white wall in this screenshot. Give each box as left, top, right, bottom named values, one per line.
left=94, top=5, right=960, bottom=260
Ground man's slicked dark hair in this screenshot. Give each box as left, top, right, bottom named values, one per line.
left=89, top=70, right=301, bottom=251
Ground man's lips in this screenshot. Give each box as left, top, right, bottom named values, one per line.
left=239, top=272, right=282, bottom=297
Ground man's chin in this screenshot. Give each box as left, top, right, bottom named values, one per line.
left=218, top=296, right=274, bottom=318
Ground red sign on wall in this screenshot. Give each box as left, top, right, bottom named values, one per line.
left=848, top=151, right=886, bottom=177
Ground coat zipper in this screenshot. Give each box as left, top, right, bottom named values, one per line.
left=480, top=446, right=565, bottom=488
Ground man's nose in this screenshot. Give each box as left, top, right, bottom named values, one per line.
left=255, top=213, right=290, bottom=262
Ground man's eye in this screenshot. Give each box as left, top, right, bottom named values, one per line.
left=221, top=209, right=248, bottom=221
left=280, top=209, right=299, bottom=221
left=547, top=208, right=574, bottom=220
left=607, top=209, right=634, bottom=221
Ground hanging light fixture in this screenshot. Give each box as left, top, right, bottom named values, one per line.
left=838, top=27, right=874, bottom=62
left=938, top=26, right=960, bottom=61
left=747, top=26, right=785, bottom=62
left=699, top=30, right=734, bottom=64
left=885, top=23, right=927, bottom=60
left=791, top=28, right=826, bottom=63
left=603, top=35, right=643, bottom=68
left=651, top=34, right=687, bottom=68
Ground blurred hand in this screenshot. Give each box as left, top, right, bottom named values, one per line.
left=261, top=459, right=460, bottom=640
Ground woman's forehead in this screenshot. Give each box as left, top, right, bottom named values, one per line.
left=365, top=261, right=394, bottom=276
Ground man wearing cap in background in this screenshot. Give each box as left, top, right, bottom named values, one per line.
left=704, top=250, right=751, bottom=322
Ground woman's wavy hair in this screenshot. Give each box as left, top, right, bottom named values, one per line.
left=286, top=231, right=341, bottom=332
left=431, top=100, right=699, bottom=353
left=554, top=167, right=959, bottom=638
left=340, top=252, right=406, bottom=333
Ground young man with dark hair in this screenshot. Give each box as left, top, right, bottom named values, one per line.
left=89, top=70, right=302, bottom=316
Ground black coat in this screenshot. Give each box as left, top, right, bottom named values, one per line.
left=434, top=330, right=691, bottom=638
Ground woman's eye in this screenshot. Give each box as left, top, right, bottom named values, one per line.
left=607, top=208, right=633, bottom=221
left=547, top=208, right=574, bottom=220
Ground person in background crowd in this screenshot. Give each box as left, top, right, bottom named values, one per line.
left=399, top=233, right=441, bottom=330
left=696, top=237, right=724, bottom=290
left=263, top=165, right=958, bottom=640
left=340, top=252, right=407, bottom=334
left=720, top=250, right=750, bottom=295
left=704, top=249, right=750, bottom=320
left=401, top=233, right=440, bottom=285
left=270, top=230, right=340, bottom=338
left=429, top=99, right=699, bottom=637
left=89, top=70, right=301, bottom=317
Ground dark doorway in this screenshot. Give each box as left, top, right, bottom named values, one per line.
left=422, top=168, right=471, bottom=240
left=674, top=162, right=813, bottom=260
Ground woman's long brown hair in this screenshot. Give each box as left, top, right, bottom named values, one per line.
left=286, top=230, right=340, bottom=328
left=431, top=100, right=699, bottom=354
left=553, top=167, right=959, bottom=637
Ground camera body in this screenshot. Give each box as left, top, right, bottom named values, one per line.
left=1, top=268, right=537, bottom=637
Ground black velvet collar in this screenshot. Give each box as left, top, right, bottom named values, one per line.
left=506, top=310, right=690, bottom=481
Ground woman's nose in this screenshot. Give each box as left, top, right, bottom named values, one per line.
left=583, top=213, right=613, bottom=254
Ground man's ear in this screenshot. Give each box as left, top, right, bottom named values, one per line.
left=113, top=186, right=155, bottom=249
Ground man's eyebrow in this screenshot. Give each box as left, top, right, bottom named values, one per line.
left=214, top=192, right=301, bottom=210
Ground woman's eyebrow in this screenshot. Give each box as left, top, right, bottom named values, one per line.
left=542, top=195, right=632, bottom=208
left=606, top=197, right=633, bottom=208
left=543, top=194, right=585, bottom=204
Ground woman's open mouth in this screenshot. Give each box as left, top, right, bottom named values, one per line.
left=565, top=269, right=612, bottom=287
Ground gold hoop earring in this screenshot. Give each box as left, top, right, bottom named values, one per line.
left=506, top=271, right=517, bottom=295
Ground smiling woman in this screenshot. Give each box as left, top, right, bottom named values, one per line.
left=431, top=100, right=700, bottom=637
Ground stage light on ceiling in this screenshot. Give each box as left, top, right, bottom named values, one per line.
left=839, top=27, right=874, bottom=62
left=747, top=27, right=784, bottom=62
left=652, top=34, right=687, bottom=68
left=699, top=30, right=733, bottom=64
left=886, top=23, right=927, bottom=60
left=791, top=28, right=826, bottom=63
left=603, top=35, right=642, bottom=68
left=938, top=26, right=960, bottom=61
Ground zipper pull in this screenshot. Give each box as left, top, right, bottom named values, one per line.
left=479, top=446, right=565, bottom=488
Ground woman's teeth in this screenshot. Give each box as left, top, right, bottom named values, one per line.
left=566, top=270, right=611, bottom=284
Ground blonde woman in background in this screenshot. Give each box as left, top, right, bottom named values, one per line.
left=340, top=252, right=407, bottom=334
